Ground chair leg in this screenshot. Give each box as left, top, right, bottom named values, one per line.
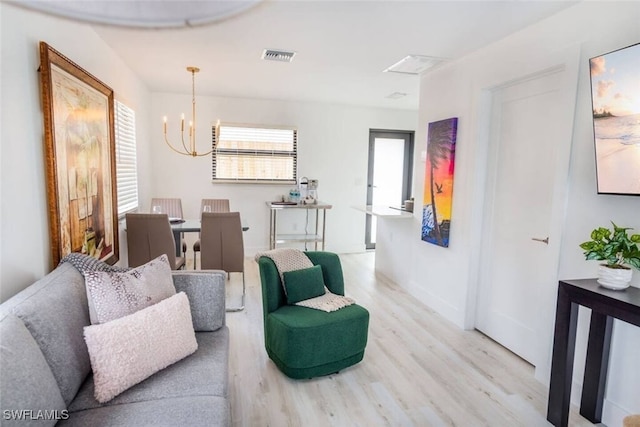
left=193, top=251, right=197, bottom=270
left=226, top=272, right=245, bottom=312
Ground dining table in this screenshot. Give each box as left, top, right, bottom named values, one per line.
left=170, top=219, right=249, bottom=257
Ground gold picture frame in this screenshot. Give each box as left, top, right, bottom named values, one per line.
left=39, top=42, right=119, bottom=267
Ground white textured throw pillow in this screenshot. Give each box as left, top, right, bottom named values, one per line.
left=85, top=254, right=176, bottom=324
left=84, top=292, right=198, bottom=403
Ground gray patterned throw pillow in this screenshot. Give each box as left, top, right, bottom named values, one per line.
left=60, top=253, right=130, bottom=274
left=85, top=254, right=176, bottom=324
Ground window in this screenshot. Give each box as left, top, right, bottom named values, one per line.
left=212, top=124, right=297, bottom=183
left=114, top=100, right=138, bottom=216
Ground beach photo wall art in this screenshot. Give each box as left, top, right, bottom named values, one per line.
left=589, top=42, right=640, bottom=196
left=422, top=117, right=458, bottom=247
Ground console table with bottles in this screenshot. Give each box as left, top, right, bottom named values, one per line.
left=267, top=201, right=332, bottom=250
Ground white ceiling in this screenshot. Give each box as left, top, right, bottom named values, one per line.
left=87, top=0, right=577, bottom=110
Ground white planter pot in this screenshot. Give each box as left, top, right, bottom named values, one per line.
left=597, top=265, right=633, bottom=290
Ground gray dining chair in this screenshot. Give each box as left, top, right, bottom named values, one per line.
left=200, top=211, right=245, bottom=312
left=126, top=213, right=185, bottom=270
left=150, top=198, right=187, bottom=257
left=193, top=199, right=230, bottom=269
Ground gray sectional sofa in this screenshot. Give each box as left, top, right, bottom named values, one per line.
left=0, top=262, right=230, bottom=426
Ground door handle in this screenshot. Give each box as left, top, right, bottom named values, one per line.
left=531, top=237, right=549, bottom=244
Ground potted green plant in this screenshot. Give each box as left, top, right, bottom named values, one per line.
left=579, top=222, right=640, bottom=290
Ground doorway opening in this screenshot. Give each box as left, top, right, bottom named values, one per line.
left=365, top=129, right=414, bottom=249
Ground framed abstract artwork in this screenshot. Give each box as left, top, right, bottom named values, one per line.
left=589, top=42, right=640, bottom=196
left=39, top=42, right=119, bottom=266
left=422, top=117, right=458, bottom=247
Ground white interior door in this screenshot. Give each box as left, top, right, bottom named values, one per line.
left=475, top=68, right=568, bottom=366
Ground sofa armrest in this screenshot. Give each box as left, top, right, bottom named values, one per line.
left=172, top=270, right=226, bottom=331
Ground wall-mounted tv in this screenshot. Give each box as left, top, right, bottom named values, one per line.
left=589, top=42, right=639, bottom=196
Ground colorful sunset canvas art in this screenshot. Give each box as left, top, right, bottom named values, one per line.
left=422, top=117, right=458, bottom=247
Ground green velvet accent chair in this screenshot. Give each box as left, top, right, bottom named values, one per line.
left=258, top=251, right=370, bottom=379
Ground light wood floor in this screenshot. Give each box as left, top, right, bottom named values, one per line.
left=224, top=252, right=592, bottom=427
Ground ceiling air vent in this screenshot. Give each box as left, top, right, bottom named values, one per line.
left=262, top=49, right=296, bottom=63
left=384, top=55, right=446, bottom=75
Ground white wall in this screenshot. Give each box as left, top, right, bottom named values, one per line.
left=149, top=93, right=417, bottom=256
left=0, top=3, right=152, bottom=302
left=377, top=2, right=640, bottom=424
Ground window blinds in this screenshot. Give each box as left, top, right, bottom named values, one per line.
left=114, top=100, right=139, bottom=215
left=212, top=124, right=297, bottom=183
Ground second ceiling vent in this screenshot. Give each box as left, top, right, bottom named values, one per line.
left=262, top=49, right=296, bottom=63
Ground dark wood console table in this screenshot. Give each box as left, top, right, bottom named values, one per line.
left=547, top=279, right=640, bottom=426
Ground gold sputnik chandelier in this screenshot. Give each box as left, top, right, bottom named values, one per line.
left=163, top=66, right=213, bottom=157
